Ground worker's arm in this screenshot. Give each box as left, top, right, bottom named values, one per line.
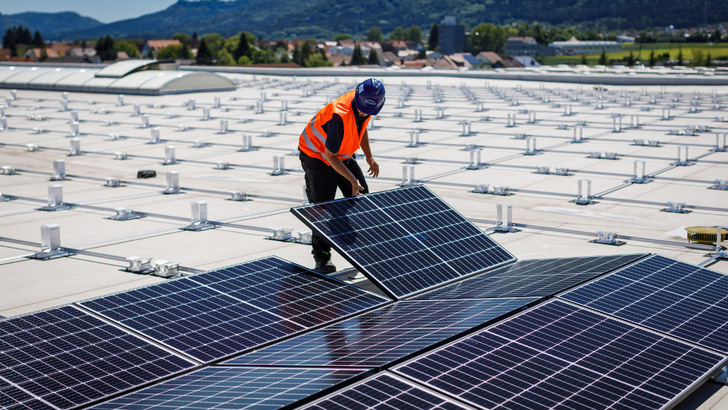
left=360, top=129, right=379, bottom=177
left=324, top=148, right=365, bottom=197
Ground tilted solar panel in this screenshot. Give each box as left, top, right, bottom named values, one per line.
left=415, top=254, right=646, bottom=300
left=80, top=257, right=387, bottom=363
left=306, top=372, right=470, bottom=410
left=292, top=185, right=515, bottom=299
left=394, top=300, right=725, bottom=410
left=226, top=298, right=537, bottom=368
left=91, top=366, right=367, bottom=409
left=0, top=305, right=194, bottom=409
left=561, top=254, right=728, bottom=354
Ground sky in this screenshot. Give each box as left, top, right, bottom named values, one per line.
left=1, top=0, right=179, bottom=23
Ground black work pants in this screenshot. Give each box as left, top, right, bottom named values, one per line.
left=300, top=152, right=369, bottom=254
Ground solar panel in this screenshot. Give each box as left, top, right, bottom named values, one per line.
left=306, top=372, right=470, bottom=410
left=292, top=185, right=515, bottom=299
left=189, top=257, right=387, bottom=328
left=394, top=300, right=725, bottom=410
left=0, top=305, right=194, bottom=410
left=561, top=254, right=728, bottom=354
left=80, top=257, right=387, bottom=363
left=91, top=366, right=367, bottom=409
left=227, top=298, right=537, bottom=368
left=415, top=254, right=646, bottom=300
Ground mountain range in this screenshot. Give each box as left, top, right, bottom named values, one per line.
left=3, top=0, right=728, bottom=41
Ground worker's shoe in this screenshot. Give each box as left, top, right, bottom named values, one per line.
left=313, top=251, right=336, bottom=274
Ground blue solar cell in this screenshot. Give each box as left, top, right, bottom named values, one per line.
left=81, top=257, right=386, bottom=363
left=0, top=305, right=193, bottom=409
left=306, top=372, right=469, bottom=410
left=416, top=254, right=646, bottom=299
left=227, top=298, right=537, bottom=368
left=561, top=254, right=728, bottom=354
left=91, top=366, right=366, bottom=409
left=189, top=257, right=386, bottom=328
left=291, top=185, right=515, bottom=299
left=394, top=300, right=725, bottom=410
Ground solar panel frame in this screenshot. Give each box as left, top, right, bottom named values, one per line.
left=291, top=185, right=516, bottom=300
left=0, top=305, right=195, bottom=410
left=226, top=297, right=539, bottom=369
left=90, top=366, right=371, bottom=410
left=79, top=256, right=388, bottom=363
left=414, top=254, right=648, bottom=300
left=560, top=254, right=728, bottom=355
left=305, top=372, right=474, bottom=410
left=393, top=299, right=727, bottom=410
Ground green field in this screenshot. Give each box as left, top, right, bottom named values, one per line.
left=541, top=42, right=728, bottom=66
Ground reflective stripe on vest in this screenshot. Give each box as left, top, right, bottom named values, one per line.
left=298, top=90, right=366, bottom=165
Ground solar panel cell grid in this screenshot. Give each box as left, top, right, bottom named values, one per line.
left=561, top=254, right=728, bottom=354
left=0, top=306, right=193, bottom=409
left=292, top=186, right=515, bottom=299
left=227, top=298, right=537, bottom=368
left=394, top=300, right=725, bottom=410
left=417, top=254, right=646, bottom=300
left=80, top=257, right=386, bottom=363
left=306, top=373, right=470, bottom=410
left=91, top=366, right=366, bottom=409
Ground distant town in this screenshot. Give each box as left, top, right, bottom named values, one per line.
left=3, top=16, right=728, bottom=69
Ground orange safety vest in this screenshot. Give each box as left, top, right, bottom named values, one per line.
left=299, top=90, right=370, bottom=166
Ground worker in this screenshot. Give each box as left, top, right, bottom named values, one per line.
left=298, top=78, right=386, bottom=273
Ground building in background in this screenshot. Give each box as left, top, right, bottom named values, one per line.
left=438, top=16, right=465, bottom=55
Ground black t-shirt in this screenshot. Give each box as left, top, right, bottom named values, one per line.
left=323, top=101, right=369, bottom=153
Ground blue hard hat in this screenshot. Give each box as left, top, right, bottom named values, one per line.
left=354, top=78, right=386, bottom=116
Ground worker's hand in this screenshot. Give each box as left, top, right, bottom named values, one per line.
left=351, top=181, right=365, bottom=197
left=366, top=158, right=379, bottom=177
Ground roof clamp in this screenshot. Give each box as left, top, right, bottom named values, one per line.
left=2, top=165, right=17, bottom=175
left=132, top=104, right=141, bottom=117
left=114, top=152, right=128, bottom=160
left=162, top=145, right=176, bottom=165
left=296, top=230, right=313, bottom=245
left=126, top=256, right=155, bottom=274
left=553, top=167, right=571, bottom=176
left=414, top=108, right=423, bottom=122
left=400, top=165, right=417, bottom=187
left=270, top=228, right=294, bottom=242
left=535, top=166, right=550, bottom=175
left=182, top=201, right=216, bottom=231
left=68, top=138, right=81, bottom=156
left=162, top=171, right=181, bottom=194
left=229, top=191, right=250, bottom=201
left=201, top=107, right=211, bottom=121
left=407, top=129, right=423, bottom=148
left=186, top=99, right=196, bottom=110
left=215, top=161, right=230, bottom=170
left=140, top=114, right=150, bottom=129
left=662, top=201, right=690, bottom=214
left=627, top=160, right=651, bottom=184
left=29, top=224, right=73, bottom=260
left=147, top=127, right=161, bottom=144
left=490, top=185, right=511, bottom=196
left=26, top=143, right=39, bottom=152
left=572, top=126, right=584, bottom=143
left=524, top=137, right=539, bottom=156
left=404, top=156, right=419, bottom=165
left=104, top=177, right=123, bottom=188
left=714, top=133, right=727, bottom=152
left=710, top=179, right=728, bottom=191
left=494, top=203, right=519, bottom=233
left=152, top=260, right=180, bottom=278
left=572, top=178, right=595, bottom=205
left=240, top=134, right=255, bottom=152
left=591, top=231, right=625, bottom=246
left=563, top=104, right=573, bottom=116
left=460, top=120, right=473, bottom=137
left=506, top=113, right=516, bottom=127
left=673, top=145, right=692, bottom=166
left=278, top=111, right=288, bottom=126
left=435, top=106, right=444, bottom=119
left=271, top=155, right=287, bottom=176
left=108, top=207, right=142, bottom=221
left=466, top=148, right=486, bottom=170
left=50, top=159, right=67, bottom=181
left=117, top=94, right=124, bottom=106
left=612, top=115, right=623, bottom=133
left=107, top=133, right=123, bottom=141
left=527, top=111, right=537, bottom=124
